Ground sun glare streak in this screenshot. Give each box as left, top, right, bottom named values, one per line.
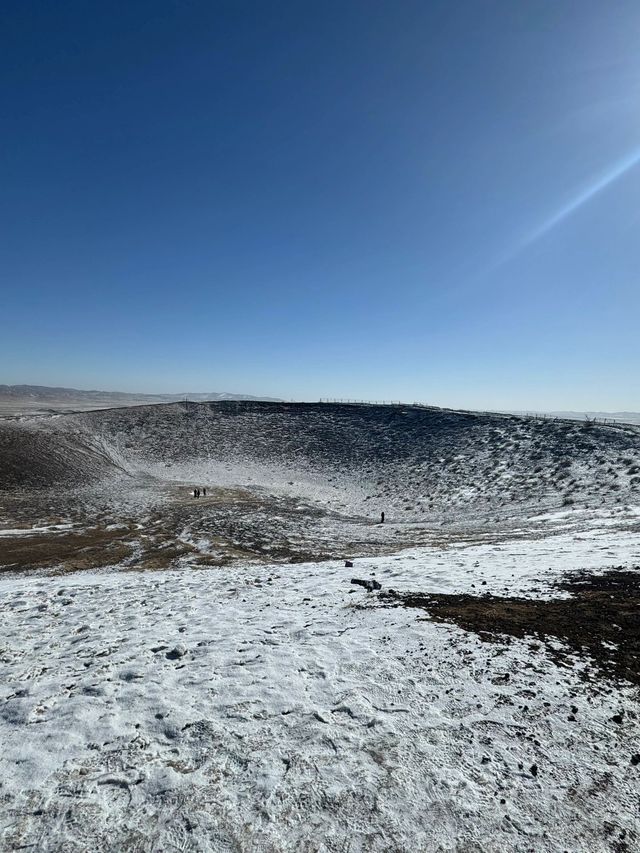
left=496, top=144, right=640, bottom=267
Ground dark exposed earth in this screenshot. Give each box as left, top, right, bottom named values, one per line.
left=382, top=565, right=640, bottom=687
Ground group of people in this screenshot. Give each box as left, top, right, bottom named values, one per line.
left=193, top=487, right=207, bottom=498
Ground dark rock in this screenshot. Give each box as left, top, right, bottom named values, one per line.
left=351, top=578, right=381, bottom=592
left=530, top=764, right=538, bottom=777
left=166, top=645, right=187, bottom=660
left=631, top=754, right=640, bottom=766
left=345, top=560, right=354, bottom=568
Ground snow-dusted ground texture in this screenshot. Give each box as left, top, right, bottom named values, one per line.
left=1, top=402, right=640, bottom=851
left=1, top=528, right=640, bottom=852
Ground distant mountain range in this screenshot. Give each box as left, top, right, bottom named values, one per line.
left=0, top=384, right=282, bottom=413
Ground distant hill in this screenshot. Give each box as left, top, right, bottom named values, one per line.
left=0, top=384, right=282, bottom=414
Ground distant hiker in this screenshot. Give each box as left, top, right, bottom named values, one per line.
left=193, top=488, right=197, bottom=499
left=203, top=487, right=207, bottom=497
left=380, top=511, right=385, bottom=523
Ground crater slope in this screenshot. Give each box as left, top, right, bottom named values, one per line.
left=1, top=401, right=639, bottom=571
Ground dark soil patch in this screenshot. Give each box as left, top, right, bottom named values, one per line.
left=381, top=566, right=640, bottom=686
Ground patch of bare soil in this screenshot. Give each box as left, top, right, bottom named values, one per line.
left=382, top=567, right=640, bottom=686
left=0, top=485, right=354, bottom=573
left=0, top=527, right=137, bottom=573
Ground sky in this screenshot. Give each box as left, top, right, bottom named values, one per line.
left=1, top=0, right=639, bottom=410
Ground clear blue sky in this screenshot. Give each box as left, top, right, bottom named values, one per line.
left=2, top=1, right=639, bottom=409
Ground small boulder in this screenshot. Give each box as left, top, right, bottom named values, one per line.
left=166, top=645, right=187, bottom=661
left=351, top=578, right=381, bottom=592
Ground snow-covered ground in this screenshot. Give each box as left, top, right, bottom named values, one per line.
left=2, top=402, right=640, bottom=850
left=2, top=526, right=640, bottom=852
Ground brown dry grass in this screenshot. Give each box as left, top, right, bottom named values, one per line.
left=0, top=527, right=136, bottom=572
